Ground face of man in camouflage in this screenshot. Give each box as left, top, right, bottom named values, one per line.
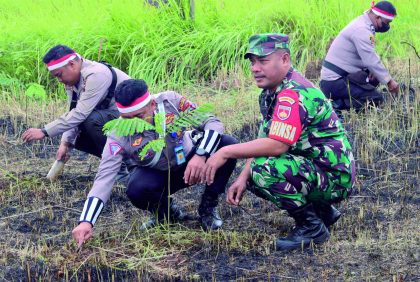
left=249, top=50, right=291, bottom=92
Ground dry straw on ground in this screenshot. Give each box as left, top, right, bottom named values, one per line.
left=0, top=60, right=418, bottom=281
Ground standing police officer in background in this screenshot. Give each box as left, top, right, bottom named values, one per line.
left=320, top=1, right=399, bottom=112
left=22, top=45, right=130, bottom=176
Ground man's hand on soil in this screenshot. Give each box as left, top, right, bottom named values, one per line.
left=56, top=142, right=71, bottom=162
left=22, top=128, right=45, bottom=142
left=387, top=79, right=399, bottom=95
left=72, top=222, right=93, bottom=249
left=226, top=177, right=248, bottom=206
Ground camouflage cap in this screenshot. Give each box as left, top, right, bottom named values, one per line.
left=244, top=33, right=289, bottom=59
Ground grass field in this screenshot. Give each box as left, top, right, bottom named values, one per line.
left=0, top=0, right=419, bottom=281
left=0, top=0, right=419, bottom=90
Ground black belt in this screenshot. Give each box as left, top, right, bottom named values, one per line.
left=323, top=60, right=349, bottom=77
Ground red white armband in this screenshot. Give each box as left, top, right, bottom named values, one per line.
left=47, top=53, right=80, bottom=71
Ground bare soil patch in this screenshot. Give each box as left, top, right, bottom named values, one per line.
left=0, top=83, right=419, bottom=281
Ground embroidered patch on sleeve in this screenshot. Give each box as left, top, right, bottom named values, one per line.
left=268, top=89, right=302, bottom=145
left=109, top=142, right=123, bottom=156
left=166, top=113, right=175, bottom=125
left=178, top=97, right=195, bottom=112
left=132, top=137, right=143, bottom=147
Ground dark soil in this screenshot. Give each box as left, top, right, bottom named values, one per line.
left=1, top=92, right=419, bottom=281
left=304, top=60, right=322, bottom=80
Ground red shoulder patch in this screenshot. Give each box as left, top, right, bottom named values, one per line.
left=268, top=89, right=302, bottom=145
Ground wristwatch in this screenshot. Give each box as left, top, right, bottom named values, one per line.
left=41, top=128, right=49, bottom=137
left=195, top=148, right=208, bottom=157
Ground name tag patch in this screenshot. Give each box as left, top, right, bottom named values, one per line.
left=269, top=121, right=297, bottom=142
left=174, top=145, right=186, bottom=165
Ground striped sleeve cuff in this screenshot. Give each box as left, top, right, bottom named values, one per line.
left=78, top=197, right=104, bottom=226
left=197, top=130, right=221, bottom=155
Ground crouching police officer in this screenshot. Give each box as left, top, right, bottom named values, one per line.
left=320, top=1, right=399, bottom=112
left=72, top=79, right=237, bottom=247
left=22, top=45, right=130, bottom=178
left=203, top=34, right=356, bottom=251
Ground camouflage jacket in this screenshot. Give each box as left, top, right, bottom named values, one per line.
left=258, top=68, right=355, bottom=182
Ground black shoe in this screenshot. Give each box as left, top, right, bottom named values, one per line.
left=198, top=207, right=223, bottom=231
left=275, top=203, right=330, bottom=251
left=313, top=202, right=341, bottom=228
left=139, top=201, right=189, bottom=231
left=139, top=217, right=159, bottom=230
left=198, top=194, right=223, bottom=231
left=166, top=201, right=189, bottom=221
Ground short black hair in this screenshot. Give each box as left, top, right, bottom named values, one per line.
left=115, top=79, right=149, bottom=106
left=375, top=1, right=397, bottom=16
left=43, top=45, right=75, bottom=64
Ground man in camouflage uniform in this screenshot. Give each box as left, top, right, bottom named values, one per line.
left=22, top=45, right=130, bottom=178
left=320, top=1, right=399, bottom=112
left=204, top=34, right=356, bottom=251
left=72, top=79, right=237, bottom=247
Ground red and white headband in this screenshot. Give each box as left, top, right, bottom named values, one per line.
left=46, top=53, right=80, bottom=71
left=116, top=92, right=151, bottom=113
left=371, top=2, right=395, bottom=20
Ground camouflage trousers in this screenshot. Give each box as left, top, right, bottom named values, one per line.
left=249, top=153, right=352, bottom=210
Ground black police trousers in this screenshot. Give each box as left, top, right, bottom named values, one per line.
left=125, top=135, right=238, bottom=212
left=74, top=108, right=119, bottom=157
left=320, top=78, right=384, bottom=112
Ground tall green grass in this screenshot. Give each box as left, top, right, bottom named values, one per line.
left=0, top=0, right=418, bottom=92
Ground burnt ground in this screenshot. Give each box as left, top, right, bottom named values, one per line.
left=0, top=85, right=419, bottom=281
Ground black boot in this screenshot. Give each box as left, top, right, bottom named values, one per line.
left=275, top=203, right=330, bottom=251
left=140, top=200, right=189, bottom=230
left=313, top=201, right=341, bottom=228
left=198, top=194, right=222, bottom=231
